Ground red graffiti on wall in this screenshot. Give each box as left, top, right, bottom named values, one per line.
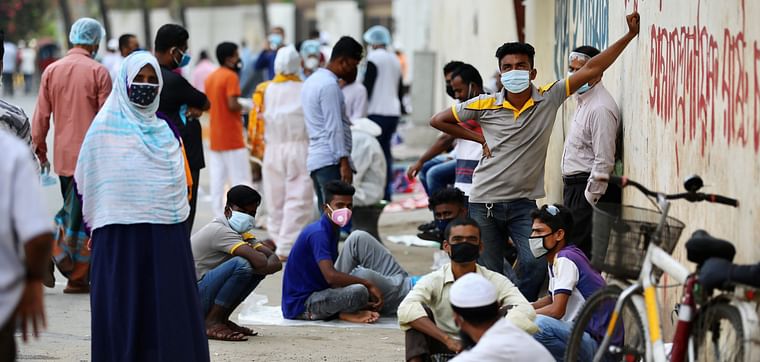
left=648, top=0, right=758, bottom=165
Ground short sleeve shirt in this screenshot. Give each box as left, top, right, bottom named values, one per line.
left=205, top=67, right=245, bottom=151
left=0, top=130, right=52, bottom=325
left=452, top=80, right=570, bottom=203
left=281, top=215, right=339, bottom=319
left=547, top=245, right=609, bottom=340
left=191, top=217, right=249, bottom=280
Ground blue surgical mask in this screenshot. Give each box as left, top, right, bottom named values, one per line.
left=268, top=33, right=283, bottom=48
left=500, top=70, right=531, bottom=93
left=128, top=82, right=159, bottom=107
left=567, top=71, right=592, bottom=94
left=175, top=48, right=191, bottom=68
left=228, top=211, right=255, bottom=234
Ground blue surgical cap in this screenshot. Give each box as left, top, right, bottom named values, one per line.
left=300, top=39, right=321, bottom=59
left=69, top=18, right=105, bottom=46
left=363, top=25, right=392, bottom=46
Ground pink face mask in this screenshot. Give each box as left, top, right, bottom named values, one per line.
left=327, top=204, right=352, bottom=227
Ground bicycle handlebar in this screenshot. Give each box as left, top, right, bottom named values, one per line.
left=594, top=174, right=739, bottom=207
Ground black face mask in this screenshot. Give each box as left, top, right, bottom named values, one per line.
left=446, top=85, right=456, bottom=99
left=458, top=329, right=476, bottom=350
left=449, top=242, right=480, bottom=263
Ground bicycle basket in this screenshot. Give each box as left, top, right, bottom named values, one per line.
left=591, top=204, right=685, bottom=280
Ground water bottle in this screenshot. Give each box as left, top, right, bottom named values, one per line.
left=40, top=161, right=57, bottom=187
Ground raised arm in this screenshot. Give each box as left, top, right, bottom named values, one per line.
left=568, top=12, right=640, bottom=94
left=430, top=108, right=484, bottom=145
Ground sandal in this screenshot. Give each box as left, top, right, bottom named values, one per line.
left=226, top=321, right=258, bottom=336
left=206, top=324, right=248, bottom=342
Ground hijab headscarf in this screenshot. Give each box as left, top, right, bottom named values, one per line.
left=75, top=51, right=189, bottom=231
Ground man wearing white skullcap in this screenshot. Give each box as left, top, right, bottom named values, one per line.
left=398, top=217, right=536, bottom=361
left=449, top=273, right=554, bottom=361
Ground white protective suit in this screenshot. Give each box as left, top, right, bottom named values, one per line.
left=350, top=118, right=386, bottom=207
left=262, top=47, right=315, bottom=257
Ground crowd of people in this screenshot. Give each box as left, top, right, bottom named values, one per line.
left=0, top=10, right=649, bottom=362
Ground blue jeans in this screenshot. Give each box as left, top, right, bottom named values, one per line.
left=197, top=256, right=265, bottom=315
left=469, top=199, right=546, bottom=301
left=310, top=164, right=341, bottom=211
left=534, top=315, right=598, bottom=362
left=368, top=115, right=400, bottom=201
left=419, top=157, right=456, bottom=196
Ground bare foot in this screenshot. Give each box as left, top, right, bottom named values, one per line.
left=338, top=310, right=380, bottom=324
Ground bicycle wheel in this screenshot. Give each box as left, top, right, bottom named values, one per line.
left=690, top=302, right=744, bottom=362
left=565, top=285, right=646, bottom=362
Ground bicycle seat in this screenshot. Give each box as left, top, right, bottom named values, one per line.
left=685, top=230, right=736, bottom=266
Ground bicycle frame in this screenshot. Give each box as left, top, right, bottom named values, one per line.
left=593, top=195, right=691, bottom=362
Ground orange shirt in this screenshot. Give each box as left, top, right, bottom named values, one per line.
left=205, top=67, right=244, bottom=151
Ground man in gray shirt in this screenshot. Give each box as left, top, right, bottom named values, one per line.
left=302, top=36, right=364, bottom=208
left=562, top=45, right=621, bottom=259
left=430, top=12, right=640, bottom=301
left=191, top=185, right=281, bottom=341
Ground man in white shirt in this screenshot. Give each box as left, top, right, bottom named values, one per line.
left=397, top=217, right=536, bottom=361
left=561, top=45, right=622, bottom=259
left=2, top=39, right=17, bottom=97
left=362, top=25, right=403, bottom=201
left=0, top=129, right=54, bottom=358
left=449, top=273, right=553, bottom=362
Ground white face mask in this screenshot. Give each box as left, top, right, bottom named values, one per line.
left=304, top=57, right=320, bottom=70
left=529, top=232, right=556, bottom=259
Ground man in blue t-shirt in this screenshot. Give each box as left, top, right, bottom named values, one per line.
left=529, top=204, right=608, bottom=361
left=282, top=180, right=413, bottom=323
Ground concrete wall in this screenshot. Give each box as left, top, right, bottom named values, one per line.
left=109, top=3, right=295, bottom=64
left=536, top=0, right=760, bottom=335
left=315, top=1, right=363, bottom=47
left=539, top=0, right=760, bottom=263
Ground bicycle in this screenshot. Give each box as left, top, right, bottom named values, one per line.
left=563, top=174, right=760, bottom=362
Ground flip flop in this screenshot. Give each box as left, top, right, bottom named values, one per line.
left=206, top=324, right=248, bottom=342
left=226, top=321, right=258, bottom=336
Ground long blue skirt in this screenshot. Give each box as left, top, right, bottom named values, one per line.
left=90, top=223, right=209, bottom=362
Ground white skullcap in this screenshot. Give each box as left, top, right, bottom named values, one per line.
left=350, top=117, right=382, bottom=137
left=69, top=17, right=105, bottom=46
left=274, top=45, right=301, bottom=75
left=107, top=38, right=118, bottom=51
left=450, top=273, right=497, bottom=308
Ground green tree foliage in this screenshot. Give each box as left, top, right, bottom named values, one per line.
left=1, top=0, right=54, bottom=41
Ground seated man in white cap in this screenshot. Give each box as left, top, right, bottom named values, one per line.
left=449, top=273, right=554, bottom=361
left=397, top=217, right=537, bottom=361
left=349, top=117, right=386, bottom=240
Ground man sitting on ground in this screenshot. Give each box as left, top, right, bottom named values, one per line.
left=449, top=273, right=553, bottom=362
left=282, top=180, right=414, bottom=323
left=191, top=185, right=282, bottom=341
left=529, top=204, right=607, bottom=361
left=419, top=187, right=468, bottom=269
left=398, top=217, right=536, bottom=362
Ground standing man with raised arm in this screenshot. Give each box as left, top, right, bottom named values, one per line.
left=430, top=12, right=640, bottom=301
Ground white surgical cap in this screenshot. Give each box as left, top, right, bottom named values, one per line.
left=300, top=39, right=321, bottom=59
left=450, top=273, right=498, bottom=309
left=274, top=46, right=301, bottom=75
left=69, top=18, right=105, bottom=46
left=363, top=25, right=392, bottom=46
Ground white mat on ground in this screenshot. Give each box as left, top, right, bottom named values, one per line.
left=237, top=294, right=399, bottom=329
left=386, top=235, right=440, bottom=248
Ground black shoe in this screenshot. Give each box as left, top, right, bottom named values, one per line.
left=417, top=220, right=437, bottom=232
left=417, top=229, right=443, bottom=242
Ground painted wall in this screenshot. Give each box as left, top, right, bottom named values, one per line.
left=315, top=1, right=363, bottom=47
left=537, top=0, right=759, bottom=336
